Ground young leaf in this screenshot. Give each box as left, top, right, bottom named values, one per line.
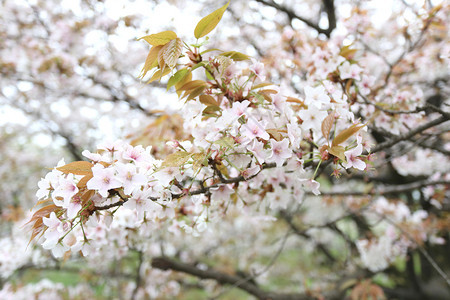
left=167, top=69, right=189, bottom=90
left=139, top=45, right=164, bottom=79
left=328, top=145, right=346, bottom=161
left=199, top=94, right=218, bottom=106
left=332, top=123, right=365, bottom=146
left=179, top=80, right=207, bottom=92
left=162, top=38, right=183, bottom=68
left=77, top=174, right=93, bottom=189
left=321, top=112, right=335, bottom=142
left=220, top=51, right=250, bottom=61
left=252, top=82, right=274, bottom=90
left=202, top=105, right=221, bottom=116
left=186, top=85, right=207, bottom=101
left=147, top=67, right=171, bottom=83
left=194, top=1, right=230, bottom=39
left=175, top=71, right=192, bottom=97
left=138, top=31, right=177, bottom=46
left=160, top=151, right=192, bottom=169
left=266, top=129, right=283, bottom=141
left=56, top=161, right=93, bottom=176
left=340, top=45, right=358, bottom=60
left=214, top=136, right=235, bottom=149
left=192, top=153, right=207, bottom=173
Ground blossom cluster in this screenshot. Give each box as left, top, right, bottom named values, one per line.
left=31, top=52, right=373, bottom=260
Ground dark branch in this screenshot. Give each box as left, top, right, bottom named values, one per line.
left=254, top=0, right=336, bottom=37
left=151, top=256, right=315, bottom=300
left=372, top=115, right=449, bottom=153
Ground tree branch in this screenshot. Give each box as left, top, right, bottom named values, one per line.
left=254, top=0, right=336, bottom=37
left=151, top=256, right=315, bottom=300
left=372, top=115, right=449, bottom=153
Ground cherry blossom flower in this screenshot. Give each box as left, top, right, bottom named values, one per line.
left=123, top=188, right=161, bottom=220
left=219, top=100, right=250, bottom=128
left=122, top=145, right=151, bottom=164
left=298, top=178, right=321, bottom=195
left=267, top=188, right=291, bottom=210
left=115, top=162, right=147, bottom=195
left=65, top=195, right=82, bottom=219
left=287, top=122, right=302, bottom=149
left=86, top=164, right=122, bottom=197
left=267, top=138, right=292, bottom=167
left=271, top=93, right=286, bottom=112
left=36, top=169, right=61, bottom=200
left=304, top=85, right=330, bottom=109
left=241, top=118, right=270, bottom=140
left=210, top=184, right=234, bottom=202
left=298, top=106, right=328, bottom=133
left=52, top=174, right=79, bottom=206
left=339, top=61, right=363, bottom=81
left=249, top=58, right=266, bottom=81
left=343, top=144, right=366, bottom=171
left=42, top=212, right=63, bottom=248
left=247, top=140, right=271, bottom=164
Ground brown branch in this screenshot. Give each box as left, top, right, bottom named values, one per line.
left=131, top=250, right=144, bottom=300
left=318, top=179, right=450, bottom=197
left=372, top=115, right=449, bottom=153
left=381, top=215, right=450, bottom=287
left=151, top=256, right=315, bottom=300
left=280, top=211, right=337, bottom=263
left=254, top=0, right=336, bottom=37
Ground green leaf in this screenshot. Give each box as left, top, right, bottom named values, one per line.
left=194, top=1, right=230, bottom=39
left=186, top=85, right=207, bottom=101
left=147, top=67, right=171, bottom=83
left=139, top=45, right=163, bottom=79
left=202, top=105, right=221, bottom=116
left=160, top=151, right=192, bottom=169
left=199, top=94, right=218, bottom=106
left=220, top=51, right=250, bottom=61
left=167, top=69, right=189, bottom=90
left=328, top=145, right=346, bottom=162
left=200, top=48, right=222, bottom=55
left=214, top=136, right=235, bottom=149
left=138, top=31, right=177, bottom=46
left=191, top=61, right=209, bottom=71
left=191, top=153, right=208, bottom=173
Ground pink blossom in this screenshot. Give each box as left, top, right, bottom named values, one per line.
left=123, top=188, right=161, bottom=220
left=42, top=212, right=63, bottom=249
left=247, top=140, right=271, bottom=163
left=122, top=145, right=151, bottom=163
left=249, top=58, right=266, bottom=81
left=86, top=164, right=122, bottom=197
left=298, top=106, right=328, bottom=132
left=339, top=61, right=363, bottom=81
left=241, top=118, right=270, bottom=140
left=304, top=86, right=330, bottom=109
left=343, top=144, right=366, bottom=171
left=271, top=93, right=286, bottom=112
left=267, top=139, right=292, bottom=167
left=66, top=195, right=82, bottom=219
left=52, top=174, right=79, bottom=206
left=115, top=162, right=147, bottom=195
left=210, top=184, right=234, bottom=201
left=298, top=179, right=321, bottom=195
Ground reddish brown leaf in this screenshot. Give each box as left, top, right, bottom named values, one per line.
left=332, top=123, right=365, bottom=146
left=57, top=161, right=93, bottom=176
left=321, top=112, right=335, bottom=142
